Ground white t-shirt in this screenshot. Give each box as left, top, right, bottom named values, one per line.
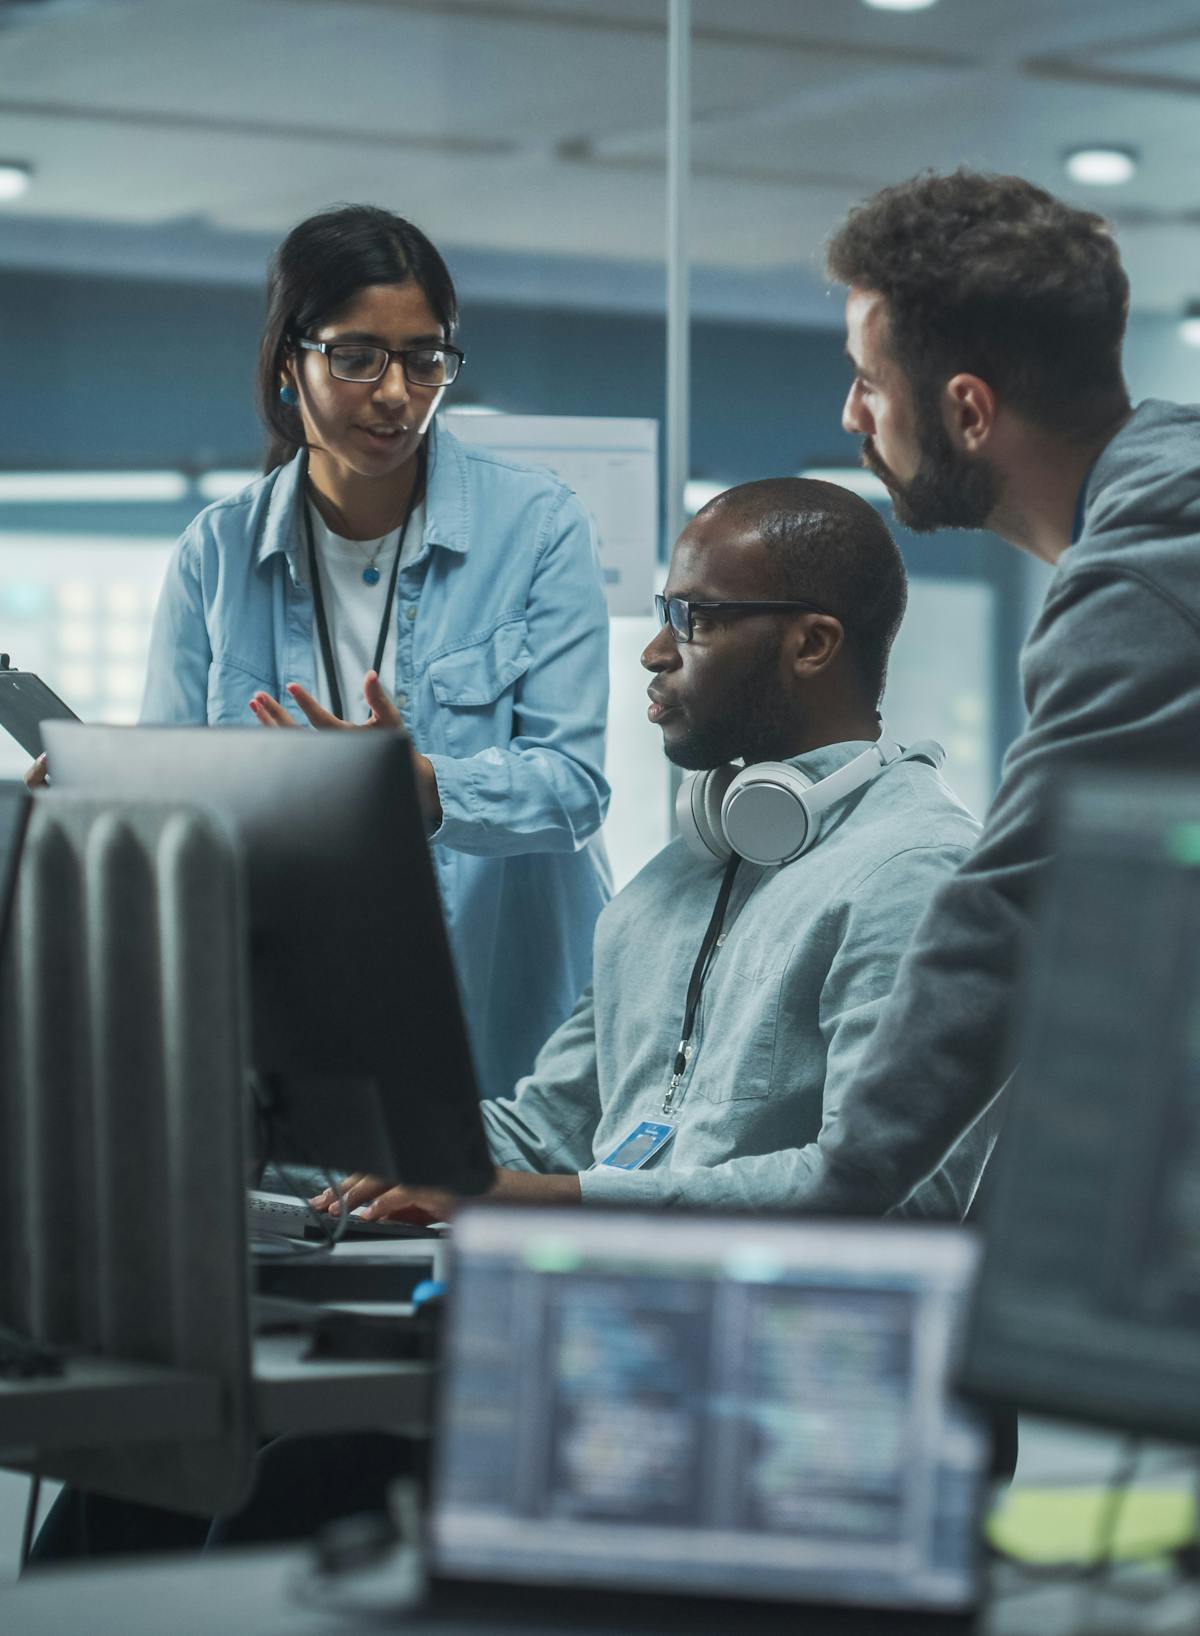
left=301, top=498, right=425, bottom=722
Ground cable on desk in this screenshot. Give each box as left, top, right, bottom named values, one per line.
left=1087, top=1436, right=1142, bottom=1582
left=985, top=1436, right=1200, bottom=1614
left=282, top=1159, right=350, bottom=1247
left=1172, top=1454, right=1200, bottom=1583
left=285, top=1478, right=425, bottom=1619
left=249, top=1168, right=351, bottom=1260
left=987, top=1439, right=1143, bottom=1596
left=246, top=1076, right=351, bottom=1259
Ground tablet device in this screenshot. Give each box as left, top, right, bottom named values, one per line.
left=0, top=661, right=79, bottom=758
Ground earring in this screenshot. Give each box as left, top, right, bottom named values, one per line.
left=279, top=384, right=299, bottom=406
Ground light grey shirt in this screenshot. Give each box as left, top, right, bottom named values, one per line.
left=483, top=741, right=991, bottom=1214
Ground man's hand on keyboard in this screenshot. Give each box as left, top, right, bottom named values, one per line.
left=310, top=1173, right=452, bottom=1226
left=310, top=1167, right=583, bottom=1222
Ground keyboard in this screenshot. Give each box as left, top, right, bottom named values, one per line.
left=248, top=1189, right=444, bottom=1242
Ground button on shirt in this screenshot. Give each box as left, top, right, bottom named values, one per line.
left=140, top=419, right=613, bottom=1098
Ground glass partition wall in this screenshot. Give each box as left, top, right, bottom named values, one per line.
left=0, top=0, right=681, bottom=885
left=7, top=0, right=1189, bottom=869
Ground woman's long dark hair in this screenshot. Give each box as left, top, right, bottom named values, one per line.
left=256, top=204, right=459, bottom=472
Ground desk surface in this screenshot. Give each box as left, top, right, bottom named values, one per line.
left=0, top=1358, right=223, bottom=1463
left=252, top=1333, right=433, bottom=1437
left=3, top=1545, right=1196, bottom=1636
left=0, top=1334, right=436, bottom=1472
left=0, top=1235, right=440, bottom=1463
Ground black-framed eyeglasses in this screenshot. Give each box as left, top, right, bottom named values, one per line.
left=654, top=594, right=838, bottom=643
left=296, top=337, right=465, bottom=387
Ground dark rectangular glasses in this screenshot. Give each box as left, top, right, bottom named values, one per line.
left=297, top=338, right=465, bottom=387
left=654, top=594, right=836, bottom=642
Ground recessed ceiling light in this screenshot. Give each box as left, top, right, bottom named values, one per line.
left=1180, top=304, right=1200, bottom=349
left=0, top=162, right=32, bottom=202
left=861, top=0, right=939, bottom=11
left=1064, top=147, right=1138, bottom=187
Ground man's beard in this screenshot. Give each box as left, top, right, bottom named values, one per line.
left=663, top=633, right=795, bottom=771
left=862, top=390, right=1000, bottom=534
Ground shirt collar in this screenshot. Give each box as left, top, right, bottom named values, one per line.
left=782, top=738, right=878, bottom=783
left=421, top=418, right=471, bottom=555
left=256, top=448, right=307, bottom=567
left=255, top=416, right=471, bottom=568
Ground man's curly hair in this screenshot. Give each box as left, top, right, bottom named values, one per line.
left=826, top=169, right=1130, bottom=439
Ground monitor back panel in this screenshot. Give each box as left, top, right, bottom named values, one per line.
left=43, top=724, right=492, bottom=1191
left=962, top=770, right=1200, bottom=1441
left=432, top=1207, right=986, bottom=1623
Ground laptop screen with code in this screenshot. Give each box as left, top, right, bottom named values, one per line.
left=433, top=1208, right=986, bottom=1616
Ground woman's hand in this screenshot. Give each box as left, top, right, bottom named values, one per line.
left=249, top=670, right=442, bottom=830
left=249, top=670, right=401, bottom=733
left=24, top=754, right=48, bottom=789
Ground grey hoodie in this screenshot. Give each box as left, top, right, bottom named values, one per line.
left=789, top=398, right=1200, bottom=1213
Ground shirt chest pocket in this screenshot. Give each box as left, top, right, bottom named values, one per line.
left=425, top=617, right=532, bottom=755
left=691, top=931, right=788, bottom=1104
left=206, top=652, right=277, bottom=725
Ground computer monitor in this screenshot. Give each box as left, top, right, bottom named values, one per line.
left=43, top=723, right=493, bottom=1194
left=961, top=768, right=1200, bottom=1441
left=431, top=1206, right=987, bottom=1623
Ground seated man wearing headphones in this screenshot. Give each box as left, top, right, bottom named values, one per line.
left=321, top=477, right=992, bottom=1220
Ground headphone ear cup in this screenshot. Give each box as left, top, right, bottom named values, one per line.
left=720, top=762, right=817, bottom=866
left=676, top=765, right=738, bottom=861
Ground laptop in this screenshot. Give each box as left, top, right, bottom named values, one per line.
left=426, top=1206, right=988, bottom=1633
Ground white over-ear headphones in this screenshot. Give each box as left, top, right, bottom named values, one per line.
left=676, top=726, right=943, bottom=867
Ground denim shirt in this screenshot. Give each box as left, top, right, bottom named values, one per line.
left=141, top=418, right=613, bottom=1098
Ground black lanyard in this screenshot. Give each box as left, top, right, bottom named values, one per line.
left=663, top=854, right=741, bottom=1114
left=302, top=448, right=426, bottom=721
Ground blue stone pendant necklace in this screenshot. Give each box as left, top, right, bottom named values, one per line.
left=359, top=544, right=385, bottom=587
left=356, top=466, right=422, bottom=584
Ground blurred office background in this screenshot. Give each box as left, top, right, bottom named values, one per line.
left=1, top=0, right=1199, bottom=888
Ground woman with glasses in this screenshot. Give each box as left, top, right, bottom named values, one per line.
left=140, top=203, right=612, bottom=1100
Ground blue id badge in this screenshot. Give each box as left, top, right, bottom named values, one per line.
left=599, top=1120, right=676, bottom=1171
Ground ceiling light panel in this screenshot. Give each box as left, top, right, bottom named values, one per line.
left=1064, top=147, right=1138, bottom=187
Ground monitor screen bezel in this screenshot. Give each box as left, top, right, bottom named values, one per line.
left=429, top=1203, right=988, bottom=1620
